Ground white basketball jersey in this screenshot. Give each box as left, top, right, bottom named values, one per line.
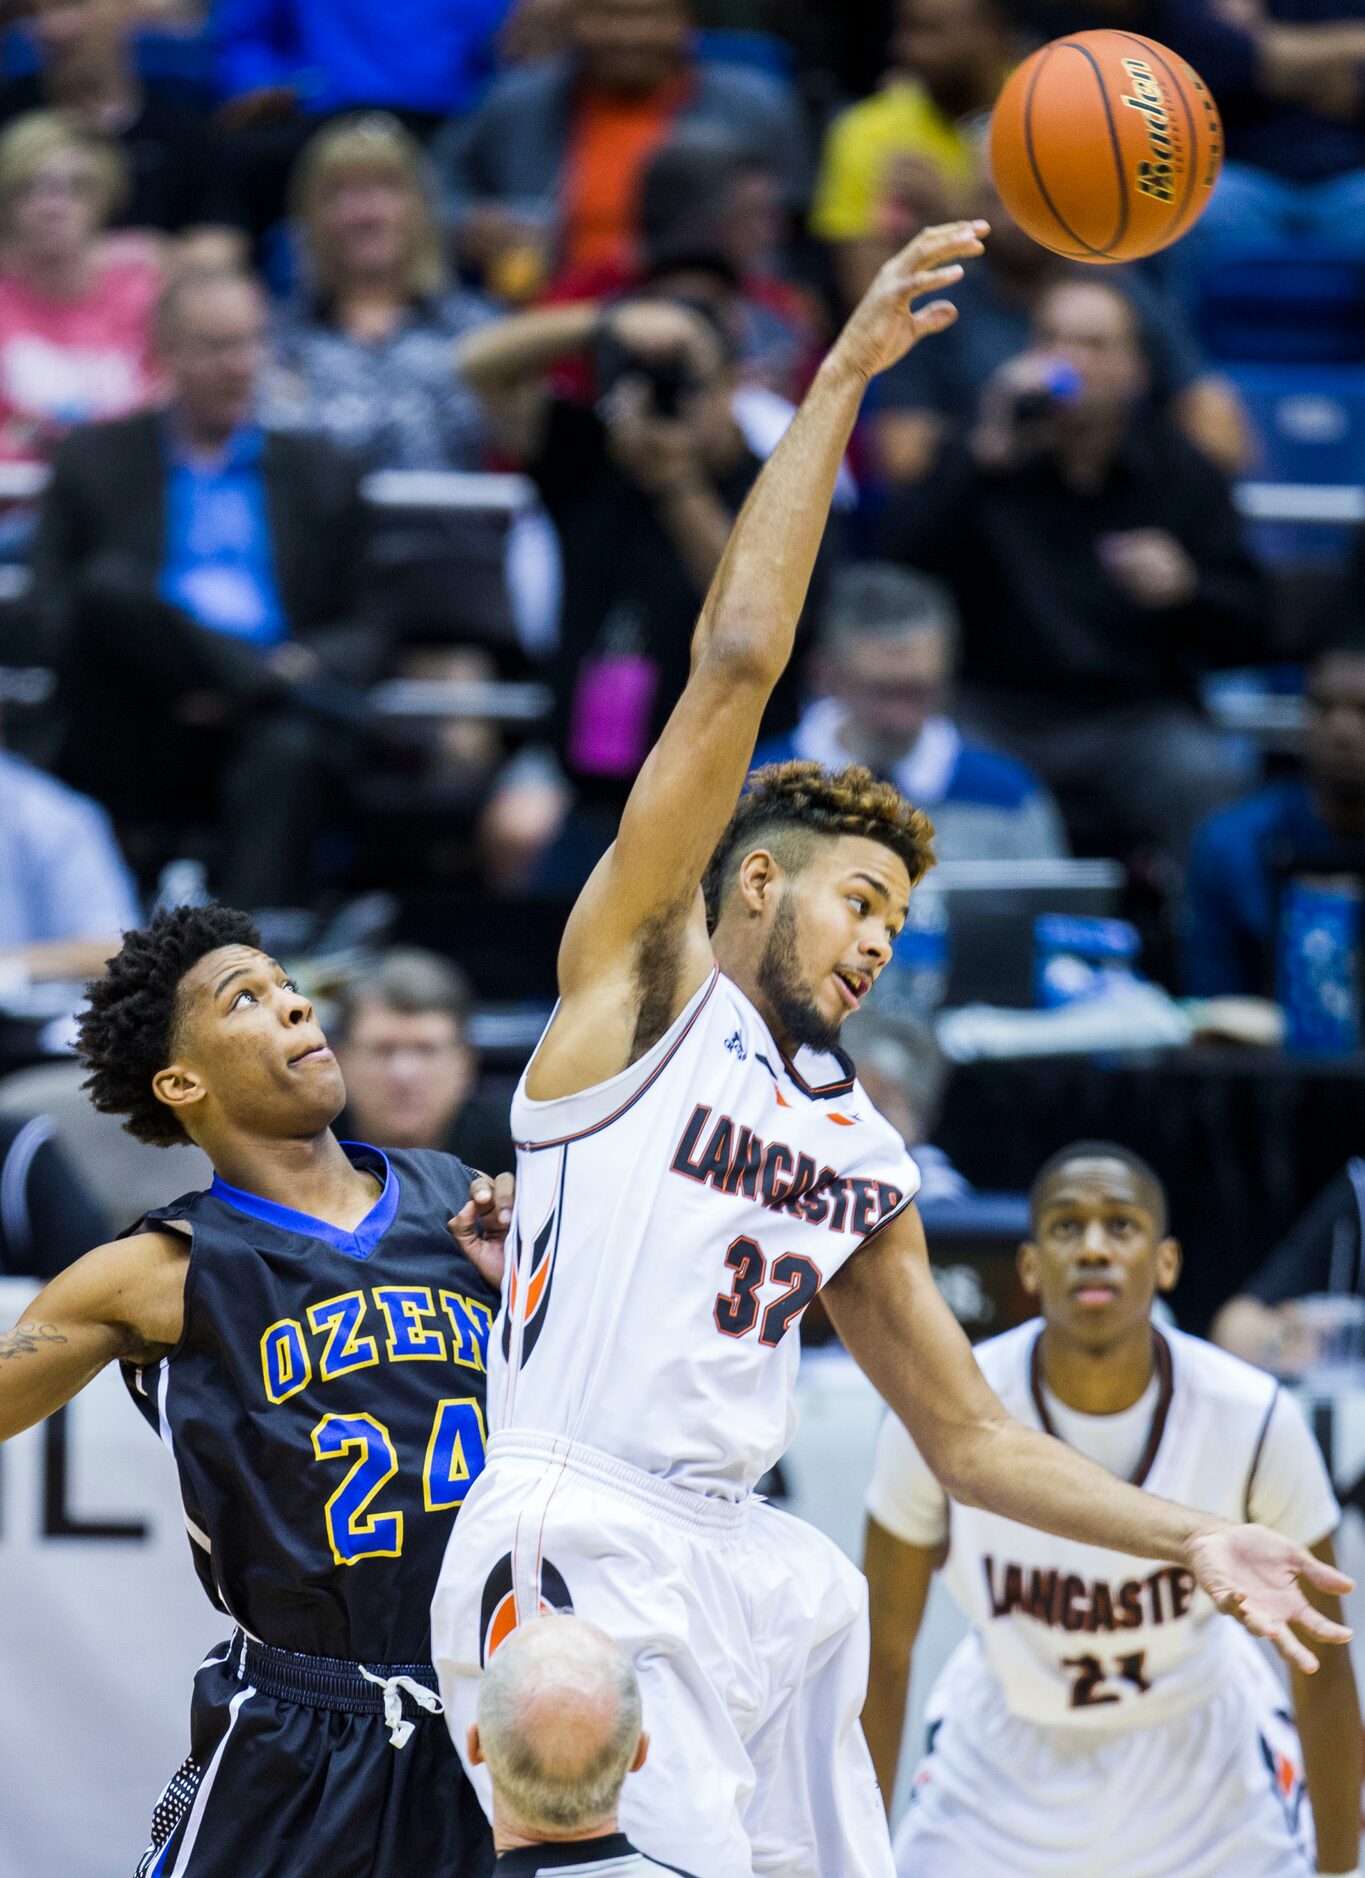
left=491, top=965, right=920, bottom=1499
left=941, top=1321, right=1284, bottom=1731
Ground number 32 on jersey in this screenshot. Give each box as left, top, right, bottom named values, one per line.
left=714, top=1234, right=823, bottom=1346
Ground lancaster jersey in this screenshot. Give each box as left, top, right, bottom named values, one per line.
left=870, top=1321, right=1340, bottom=1732
left=123, top=1143, right=500, bottom=1661
left=494, top=966, right=920, bottom=1498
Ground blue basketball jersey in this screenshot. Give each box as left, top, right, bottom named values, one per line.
left=123, top=1143, right=498, bottom=1661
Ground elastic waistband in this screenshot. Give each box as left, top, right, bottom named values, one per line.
left=488, top=1431, right=749, bottom=1535
left=229, top=1633, right=440, bottom=1715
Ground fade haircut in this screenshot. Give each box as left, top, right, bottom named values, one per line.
left=1028, top=1140, right=1169, bottom=1238
left=703, top=760, right=936, bottom=928
left=77, top=904, right=262, bottom=1147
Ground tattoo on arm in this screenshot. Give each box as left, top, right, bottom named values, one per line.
left=0, top=1323, right=69, bottom=1363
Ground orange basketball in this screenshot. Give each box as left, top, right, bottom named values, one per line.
left=988, top=31, right=1223, bottom=263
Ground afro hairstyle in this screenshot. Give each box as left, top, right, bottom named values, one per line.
left=703, top=760, right=936, bottom=927
left=77, top=903, right=262, bottom=1147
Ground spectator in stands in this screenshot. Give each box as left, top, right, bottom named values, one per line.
left=0, top=1110, right=108, bottom=1280
left=267, top=114, right=495, bottom=471
left=332, top=948, right=513, bottom=1175
left=0, top=720, right=139, bottom=987
left=460, top=294, right=769, bottom=893
left=213, top=0, right=516, bottom=236
left=34, top=266, right=384, bottom=909
left=753, top=563, right=1067, bottom=864
left=842, top=1006, right=970, bottom=1205
left=436, top=0, right=811, bottom=300
left=215, top=0, right=513, bottom=123
left=871, top=172, right=1250, bottom=484
left=810, top=0, right=1015, bottom=306
left=0, top=111, right=161, bottom=463
left=543, top=126, right=824, bottom=403
left=0, top=0, right=245, bottom=256
left=881, top=273, right=1264, bottom=865
left=466, top=1614, right=693, bottom=1875
left=1160, top=0, right=1365, bottom=269
left=1213, top=1159, right=1365, bottom=1370
left=1183, top=643, right=1365, bottom=997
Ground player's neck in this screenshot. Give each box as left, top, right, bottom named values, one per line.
left=1037, top=1320, right=1156, bottom=1416
left=207, top=1129, right=380, bottom=1228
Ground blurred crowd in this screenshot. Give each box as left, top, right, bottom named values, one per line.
left=1, top=0, right=1365, bottom=1303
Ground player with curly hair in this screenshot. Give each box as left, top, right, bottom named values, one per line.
left=0, top=900, right=516, bottom=1876
left=432, top=223, right=1351, bottom=1878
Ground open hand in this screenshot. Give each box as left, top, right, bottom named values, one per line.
left=832, top=220, right=988, bottom=385
left=1188, top=1523, right=1352, bottom=1673
left=448, top=1172, right=515, bottom=1292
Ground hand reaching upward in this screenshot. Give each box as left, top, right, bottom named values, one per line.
left=1187, top=1523, right=1353, bottom=1673
left=832, top=219, right=989, bottom=386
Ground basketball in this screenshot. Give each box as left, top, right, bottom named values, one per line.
left=988, top=31, right=1223, bottom=264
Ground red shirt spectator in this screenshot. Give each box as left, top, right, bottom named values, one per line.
left=0, top=112, right=159, bottom=463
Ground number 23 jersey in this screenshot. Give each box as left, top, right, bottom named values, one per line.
left=493, top=966, right=921, bottom=1500
left=868, top=1320, right=1340, bottom=1730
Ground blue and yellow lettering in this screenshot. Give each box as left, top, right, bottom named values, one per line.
left=422, top=1396, right=488, bottom=1511
left=308, top=1290, right=380, bottom=1380
left=261, top=1317, right=311, bottom=1403
left=374, top=1285, right=446, bottom=1362
left=440, top=1290, right=494, bottom=1373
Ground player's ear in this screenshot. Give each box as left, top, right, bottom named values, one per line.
left=630, top=1730, right=649, bottom=1773
left=735, top=848, right=779, bottom=916
left=1017, top=1240, right=1041, bottom=1298
left=151, top=1062, right=208, bottom=1122
left=467, top=1723, right=485, bottom=1767
left=1154, top=1236, right=1181, bottom=1295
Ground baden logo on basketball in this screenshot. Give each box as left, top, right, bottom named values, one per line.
left=1120, top=59, right=1177, bottom=203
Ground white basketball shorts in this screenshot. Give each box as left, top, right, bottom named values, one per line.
left=894, top=1635, right=1311, bottom=1878
left=431, top=1431, right=895, bottom=1878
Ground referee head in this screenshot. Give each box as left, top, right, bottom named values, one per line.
left=469, top=1614, right=693, bottom=1874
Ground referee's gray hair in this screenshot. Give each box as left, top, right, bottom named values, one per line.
left=477, top=1616, right=643, bottom=1833
left=819, top=561, right=960, bottom=662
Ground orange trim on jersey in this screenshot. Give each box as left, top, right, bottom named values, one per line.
left=514, top=969, right=721, bottom=1152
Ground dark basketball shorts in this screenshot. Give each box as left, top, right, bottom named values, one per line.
left=136, top=1633, right=494, bottom=1878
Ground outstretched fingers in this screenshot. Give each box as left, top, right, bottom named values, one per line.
left=1300, top=1548, right=1354, bottom=1597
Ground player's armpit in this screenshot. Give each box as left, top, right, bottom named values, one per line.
left=1288, top=1534, right=1362, bottom=1877
left=0, top=1230, right=188, bottom=1442
left=862, top=1515, right=938, bottom=1813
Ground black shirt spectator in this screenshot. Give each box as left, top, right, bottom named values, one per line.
left=533, top=396, right=761, bottom=816
left=0, top=1111, right=107, bottom=1281
left=881, top=274, right=1263, bottom=861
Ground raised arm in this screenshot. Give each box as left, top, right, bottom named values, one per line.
left=0, top=1232, right=187, bottom=1442
left=527, top=222, right=987, bottom=1102
left=823, top=1207, right=1352, bottom=1675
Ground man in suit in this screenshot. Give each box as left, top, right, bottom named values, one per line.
left=33, top=266, right=385, bottom=908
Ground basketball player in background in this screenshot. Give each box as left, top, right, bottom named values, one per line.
left=864, top=1143, right=1362, bottom=1878
left=0, top=905, right=513, bottom=1876
left=432, top=221, right=1351, bottom=1878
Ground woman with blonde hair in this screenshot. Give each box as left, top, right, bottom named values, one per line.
left=0, top=109, right=160, bottom=462
left=268, top=112, right=495, bottom=472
